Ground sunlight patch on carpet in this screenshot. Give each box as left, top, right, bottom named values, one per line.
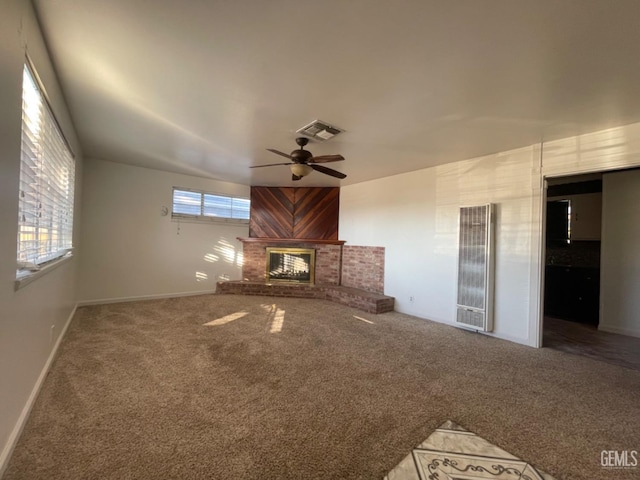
left=204, top=311, right=248, bottom=326
left=269, top=307, right=285, bottom=333
left=384, top=420, right=556, bottom=480
left=353, top=315, right=374, bottom=324
left=260, top=304, right=286, bottom=333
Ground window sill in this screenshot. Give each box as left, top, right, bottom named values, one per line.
left=171, top=215, right=249, bottom=226
left=15, top=254, right=73, bottom=291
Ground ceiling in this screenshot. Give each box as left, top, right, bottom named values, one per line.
left=33, top=0, right=640, bottom=187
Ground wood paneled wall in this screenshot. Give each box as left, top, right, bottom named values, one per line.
left=249, top=187, right=339, bottom=239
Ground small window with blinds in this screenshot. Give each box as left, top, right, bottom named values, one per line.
left=17, top=62, right=75, bottom=275
left=172, top=188, right=250, bottom=223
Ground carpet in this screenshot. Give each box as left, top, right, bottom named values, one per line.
left=4, top=294, right=640, bottom=479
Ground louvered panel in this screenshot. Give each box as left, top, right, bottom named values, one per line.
left=249, top=187, right=295, bottom=238
left=292, top=188, right=339, bottom=240
left=456, top=309, right=485, bottom=329
left=456, top=204, right=494, bottom=332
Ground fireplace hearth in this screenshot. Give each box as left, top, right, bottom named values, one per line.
left=219, top=238, right=393, bottom=313
left=266, top=247, right=315, bottom=284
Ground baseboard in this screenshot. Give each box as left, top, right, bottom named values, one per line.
left=0, top=303, right=77, bottom=478
left=395, top=308, right=533, bottom=348
left=598, top=324, right=640, bottom=338
left=1, top=290, right=218, bottom=474
left=76, top=290, right=216, bottom=307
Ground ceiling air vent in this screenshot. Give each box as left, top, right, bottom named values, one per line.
left=296, top=120, right=343, bottom=141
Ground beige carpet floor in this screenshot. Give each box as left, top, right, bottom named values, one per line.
left=4, top=294, right=640, bottom=480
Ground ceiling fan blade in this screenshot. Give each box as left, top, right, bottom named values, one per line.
left=308, top=154, right=345, bottom=164
left=250, top=162, right=291, bottom=168
left=266, top=149, right=294, bottom=160
left=292, top=174, right=302, bottom=181
left=310, top=164, right=347, bottom=179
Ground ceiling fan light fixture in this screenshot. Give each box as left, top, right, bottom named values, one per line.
left=290, top=164, right=313, bottom=177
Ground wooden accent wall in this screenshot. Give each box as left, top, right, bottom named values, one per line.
left=249, top=187, right=339, bottom=240
left=249, top=187, right=295, bottom=238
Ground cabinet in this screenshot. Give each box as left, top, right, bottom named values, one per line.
left=544, top=266, right=600, bottom=324
left=570, top=192, right=602, bottom=240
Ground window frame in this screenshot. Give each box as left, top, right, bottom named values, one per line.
left=171, top=187, right=250, bottom=225
left=16, top=58, right=76, bottom=288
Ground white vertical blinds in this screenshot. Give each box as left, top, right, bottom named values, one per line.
left=18, top=63, right=75, bottom=265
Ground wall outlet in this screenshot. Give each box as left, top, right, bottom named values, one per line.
left=409, top=296, right=415, bottom=303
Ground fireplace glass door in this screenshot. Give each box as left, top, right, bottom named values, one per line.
left=266, top=248, right=315, bottom=284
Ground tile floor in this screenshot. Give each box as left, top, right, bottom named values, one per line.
left=384, top=421, right=555, bottom=480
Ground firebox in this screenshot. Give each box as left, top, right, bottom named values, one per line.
left=266, top=247, right=315, bottom=284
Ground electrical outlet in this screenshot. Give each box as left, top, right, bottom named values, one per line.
left=409, top=296, right=415, bottom=303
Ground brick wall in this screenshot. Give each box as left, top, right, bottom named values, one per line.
left=340, top=246, right=385, bottom=294
left=240, top=241, right=341, bottom=285
left=217, top=282, right=394, bottom=313
left=241, top=242, right=268, bottom=281
left=239, top=241, right=385, bottom=293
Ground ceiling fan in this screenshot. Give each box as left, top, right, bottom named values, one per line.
left=251, top=137, right=346, bottom=181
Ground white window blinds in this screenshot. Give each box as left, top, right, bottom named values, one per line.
left=172, top=188, right=250, bottom=221
left=18, top=63, right=75, bottom=266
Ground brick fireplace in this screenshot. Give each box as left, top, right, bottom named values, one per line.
left=215, top=186, right=394, bottom=313
left=240, top=238, right=343, bottom=285
left=216, top=238, right=394, bottom=314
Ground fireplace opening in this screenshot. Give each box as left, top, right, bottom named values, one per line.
left=266, top=247, right=315, bottom=284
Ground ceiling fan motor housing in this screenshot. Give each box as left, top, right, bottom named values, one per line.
left=290, top=149, right=313, bottom=163
left=290, top=138, right=312, bottom=163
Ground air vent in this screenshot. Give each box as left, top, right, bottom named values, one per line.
left=296, top=120, right=343, bottom=141
left=455, top=204, right=495, bottom=332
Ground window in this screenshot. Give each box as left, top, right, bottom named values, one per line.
left=546, top=199, right=571, bottom=246
left=172, top=188, right=250, bottom=223
left=17, top=62, right=75, bottom=270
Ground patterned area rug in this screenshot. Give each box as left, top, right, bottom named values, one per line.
left=385, top=421, right=556, bottom=480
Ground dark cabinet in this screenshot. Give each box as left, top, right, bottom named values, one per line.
left=544, top=266, right=600, bottom=324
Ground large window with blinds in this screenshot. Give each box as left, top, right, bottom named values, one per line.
left=172, top=188, right=250, bottom=223
left=17, top=62, right=75, bottom=270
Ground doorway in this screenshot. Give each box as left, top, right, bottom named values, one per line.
left=541, top=171, right=640, bottom=370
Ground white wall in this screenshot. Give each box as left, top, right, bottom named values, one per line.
left=541, top=123, right=640, bottom=178
left=78, top=159, right=249, bottom=302
left=600, top=170, right=640, bottom=337
left=340, top=146, right=541, bottom=346
left=0, top=0, right=83, bottom=473
left=340, top=122, right=640, bottom=347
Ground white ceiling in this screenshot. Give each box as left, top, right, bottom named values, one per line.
left=33, top=0, right=640, bottom=187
